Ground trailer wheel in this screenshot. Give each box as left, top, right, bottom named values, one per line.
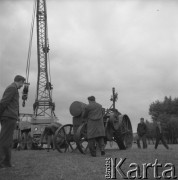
left=54, top=124, right=77, bottom=153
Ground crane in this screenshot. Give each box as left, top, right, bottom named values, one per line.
left=22, top=0, right=56, bottom=119
left=14, top=0, right=58, bottom=150
left=33, top=0, right=55, bottom=118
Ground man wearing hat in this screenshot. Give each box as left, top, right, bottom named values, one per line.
left=82, top=96, right=105, bottom=157
left=0, top=75, right=25, bottom=168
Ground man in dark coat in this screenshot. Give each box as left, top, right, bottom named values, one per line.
left=0, top=75, right=25, bottom=168
left=155, top=121, right=169, bottom=150
left=137, top=117, right=147, bottom=149
left=82, top=96, right=105, bottom=157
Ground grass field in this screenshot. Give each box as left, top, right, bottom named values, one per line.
left=0, top=144, right=177, bottom=180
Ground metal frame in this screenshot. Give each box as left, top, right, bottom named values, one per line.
left=35, top=0, right=55, bottom=117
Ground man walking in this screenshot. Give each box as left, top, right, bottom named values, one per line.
left=82, top=96, right=105, bottom=157
left=155, top=121, right=169, bottom=150
left=137, top=117, right=147, bottom=149
left=0, top=75, right=25, bottom=168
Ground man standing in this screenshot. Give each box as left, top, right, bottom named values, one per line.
left=82, top=96, right=105, bottom=157
left=137, top=117, right=147, bottom=149
left=155, top=121, right=169, bottom=150
left=0, top=75, right=25, bottom=168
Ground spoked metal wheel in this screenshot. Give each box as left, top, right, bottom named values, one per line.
left=118, top=115, right=133, bottom=149
left=75, top=123, right=89, bottom=154
left=54, top=124, right=77, bottom=153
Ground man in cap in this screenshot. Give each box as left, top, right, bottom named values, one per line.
left=0, top=75, right=25, bottom=168
left=82, top=96, right=105, bottom=157
left=137, top=117, right=148, bottom=149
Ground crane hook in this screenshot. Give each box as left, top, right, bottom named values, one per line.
left=22, top=83, right=30, bottom=107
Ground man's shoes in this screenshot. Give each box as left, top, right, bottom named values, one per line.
left=101, top=151, right=105, bottom=156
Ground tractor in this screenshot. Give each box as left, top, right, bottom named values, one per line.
left=54, top=88, right=133, bottom=154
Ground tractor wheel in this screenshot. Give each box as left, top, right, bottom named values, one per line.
left=114, top=115, right=133, bottom=149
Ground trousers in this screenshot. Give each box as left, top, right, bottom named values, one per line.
left=0, top=117, right=16, bottom=165
left=155, top=134, right=169, bottom=149
left=137, top=134, right=147, bottom=149
left=88, top=137, right=105, bottom=155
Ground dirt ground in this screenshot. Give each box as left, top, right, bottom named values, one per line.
left=0, top=144, right=177, bottom=180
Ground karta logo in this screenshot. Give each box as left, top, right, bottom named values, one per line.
left=105, top=158, right=177, bottom=179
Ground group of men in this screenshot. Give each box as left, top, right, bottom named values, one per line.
left=137, top=117, right=169, bottom=150
left=0, top=75, right=170, bottom=169
left=0, top=75, right=106, bottom=169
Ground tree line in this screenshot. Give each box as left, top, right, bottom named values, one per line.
left=147, top=96, right=178, bottom=144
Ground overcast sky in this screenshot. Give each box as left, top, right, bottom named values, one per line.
left=0, top=0, right=178, bottom=132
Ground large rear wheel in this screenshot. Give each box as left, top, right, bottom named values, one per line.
left=114, top=115, right=133, bottom=149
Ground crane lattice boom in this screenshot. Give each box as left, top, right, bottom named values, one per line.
left=33, top=0, right=55, bottom=118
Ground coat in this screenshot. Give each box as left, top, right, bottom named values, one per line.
left=0, top=82, right=19, bottom=120
left=83, top=101, right=105, bottom=139
left=137, top=122, right=147, bottom=137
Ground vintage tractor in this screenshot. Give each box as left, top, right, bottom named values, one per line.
left=13, top=113, right=55, bottom=150
left=54, top=88, right=133, bottom=153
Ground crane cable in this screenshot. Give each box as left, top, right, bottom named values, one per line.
left=22, top=0, right=37, bottom=107
left=26, top=0, right=37, bottom=83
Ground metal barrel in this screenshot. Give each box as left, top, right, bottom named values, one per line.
left=69, top=101, right=87, bottom=117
